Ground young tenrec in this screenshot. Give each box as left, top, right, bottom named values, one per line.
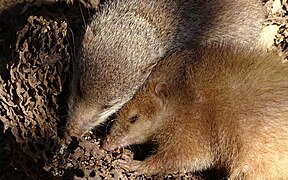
left=65, top=0, right=266, bottom=140
left=103, top=46, right=288, bottom=179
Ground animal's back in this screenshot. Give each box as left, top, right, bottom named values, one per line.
left=91, top=0, right=265, bottom=51
left=190, top=47, right=288, bottom=114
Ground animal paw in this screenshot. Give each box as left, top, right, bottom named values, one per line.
left=114, top=159, right=144, bottom=175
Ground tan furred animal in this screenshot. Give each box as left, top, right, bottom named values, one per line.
left=65, top=0, right=266, bottom=141
left=102, top=46, right=288, bottom=179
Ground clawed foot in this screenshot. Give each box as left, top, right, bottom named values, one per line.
left=114, top=159, right=144, bottom=175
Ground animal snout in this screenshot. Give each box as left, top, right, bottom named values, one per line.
left=101, top=137, right=117, bottom=151
left=64, top=133, right=73, bottom=145
left=64, top=126, right=83, bottom=145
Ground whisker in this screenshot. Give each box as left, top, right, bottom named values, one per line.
left=137, top=144, right=143, bottom=156
left=59, top=114, right=69, bottom=118
left=127, top=145, right=131, bottom=151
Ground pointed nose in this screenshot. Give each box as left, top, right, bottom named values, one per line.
left=64, top=126, right=83, bottom=145
left=64, top=132, right=73, bottom=145
left=101, top=137, right=118, bottom=151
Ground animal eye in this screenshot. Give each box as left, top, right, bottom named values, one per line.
left=129, top=115, right=138, bottom=123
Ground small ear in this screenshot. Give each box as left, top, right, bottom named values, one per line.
left=154, top=82, right=170, bottom=99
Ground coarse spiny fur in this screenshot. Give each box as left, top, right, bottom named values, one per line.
left=65, top=0, right=266, bottom=140
left=103, top=46, right=288, bottom=179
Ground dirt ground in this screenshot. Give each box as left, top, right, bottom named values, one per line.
left=0, top=0, right=287, bottom=179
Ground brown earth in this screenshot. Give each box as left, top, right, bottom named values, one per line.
left=0, top=0, right=287, bottom=179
